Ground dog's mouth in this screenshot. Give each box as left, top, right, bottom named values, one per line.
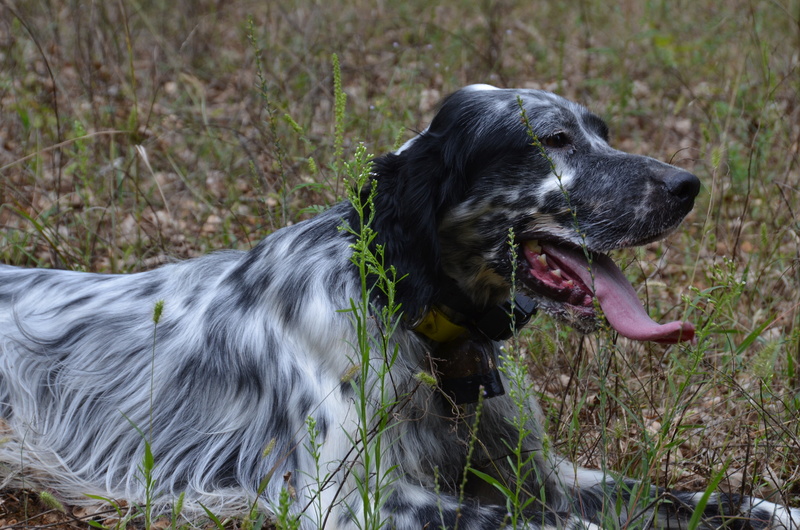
left=520, top=240, right=694, bottom=344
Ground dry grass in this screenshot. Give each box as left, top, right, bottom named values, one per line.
left=0, top=0, right=799, bottom=527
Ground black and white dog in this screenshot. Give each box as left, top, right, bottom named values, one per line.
left=0, top=85, right=796, bottom=529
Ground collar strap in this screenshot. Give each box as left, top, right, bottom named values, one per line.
left=413, top=294, right=538, bottom=343
left=475, top=294, right=538, bottom=341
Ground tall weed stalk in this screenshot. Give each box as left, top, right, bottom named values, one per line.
left=339, top=142, right=403, bottom=530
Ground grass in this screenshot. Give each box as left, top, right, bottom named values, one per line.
left=0, top=0, right=799, bottom=527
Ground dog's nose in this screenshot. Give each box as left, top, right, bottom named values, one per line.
left=663, top=169, right=701, bottom=201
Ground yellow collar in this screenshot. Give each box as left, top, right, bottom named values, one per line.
left=412, top=307, right=467, bottom=343
left=412, top=294, right=538, bottom=343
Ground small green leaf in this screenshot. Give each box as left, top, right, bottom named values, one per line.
left=468, top=468, right=513, bottom=499
left=200, top=502, right=227, bottom=530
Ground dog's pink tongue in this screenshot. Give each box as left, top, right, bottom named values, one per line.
left=542, top=244, right=695, bottom=344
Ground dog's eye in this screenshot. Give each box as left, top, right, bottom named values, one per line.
left=541, top=132, right=571, bottom=149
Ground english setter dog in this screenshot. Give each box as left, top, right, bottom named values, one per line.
left=1, top=85, right=797, bottom=529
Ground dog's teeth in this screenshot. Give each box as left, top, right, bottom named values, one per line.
left=526, top=240, right=542, bottom=253
left=564, top=280, right=574, bottom=288
left=551, top=269, right=562, bottom=278
left=538, top=254, right=548, bottom=267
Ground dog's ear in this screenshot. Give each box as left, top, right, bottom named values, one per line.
left=363, top=88, right=534, bottom=317
left=366, top=160, right=451, bottom=317
left=366, top=97, right=477, bottom=317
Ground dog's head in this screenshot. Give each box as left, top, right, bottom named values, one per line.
left=370, top=85, right=699, bottom=343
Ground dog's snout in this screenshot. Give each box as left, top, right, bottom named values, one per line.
left=663, top=169, right=701, bottom=202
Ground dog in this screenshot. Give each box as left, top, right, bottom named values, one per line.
left=0, top=84, right=797, bottom=529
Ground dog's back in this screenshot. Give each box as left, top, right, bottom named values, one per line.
left=0, top=208, right=361, bottom=512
